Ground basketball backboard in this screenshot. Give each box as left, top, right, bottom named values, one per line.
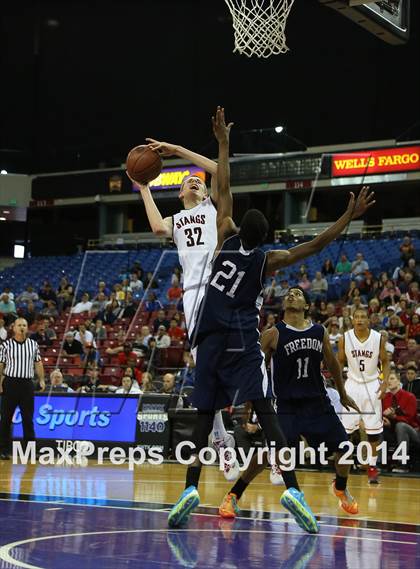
left=318, top=0, right=410, bottom=44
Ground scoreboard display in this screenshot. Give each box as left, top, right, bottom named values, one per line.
left=319, top=0, right=410, bottom=44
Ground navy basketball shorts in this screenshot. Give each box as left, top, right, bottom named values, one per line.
left=275, top=397, right=348, bottom=453
left=192, top=330, right=272, bottom=411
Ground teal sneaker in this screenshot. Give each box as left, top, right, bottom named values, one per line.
left=280, top=488, right=319, bottom=534
left=168, top=486, right=200, bottom=528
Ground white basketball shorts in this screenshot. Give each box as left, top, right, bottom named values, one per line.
left=340, top=377, right=383, bottom=435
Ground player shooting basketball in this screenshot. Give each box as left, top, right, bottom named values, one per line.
left=128, top=110, right=240, bottom=482
left=167, top=104, right=375, bottom=533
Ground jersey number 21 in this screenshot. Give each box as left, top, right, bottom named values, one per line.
left=211, top=260, right=245, bottom=298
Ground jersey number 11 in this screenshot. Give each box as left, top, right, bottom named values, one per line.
left=297, top=357, right=309, bottom=379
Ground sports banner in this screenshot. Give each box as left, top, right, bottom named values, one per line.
left=11, top=394, right=138, bottom=442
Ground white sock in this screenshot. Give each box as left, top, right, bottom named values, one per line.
left=212, top=411, right=229, bottom=442
left=369, top=455, right=378, bottom=467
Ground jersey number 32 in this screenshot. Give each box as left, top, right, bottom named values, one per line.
left=184, top=227, right=204, bottom=247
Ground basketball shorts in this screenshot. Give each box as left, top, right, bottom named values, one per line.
left=340, top=378, right=383, bottom=435
left=191, top=330, right=271, bottom=411
left=276, top=397, right=348, bottom=453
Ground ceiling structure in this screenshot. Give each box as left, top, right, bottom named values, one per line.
left=1, top=0, right=419, bottom=173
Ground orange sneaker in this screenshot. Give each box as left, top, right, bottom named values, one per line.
left=219, top=493, right=240, bottom=519
left=332, top=481, right=359, bottom=515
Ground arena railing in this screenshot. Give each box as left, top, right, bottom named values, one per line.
left=275, top=219, right=420, bottom=240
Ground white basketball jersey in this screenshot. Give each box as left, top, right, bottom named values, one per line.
left=344, top=329, right=381, bottom=383
left=172, top=197, right=217, bottom=292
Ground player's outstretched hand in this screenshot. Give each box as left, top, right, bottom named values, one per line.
left=340, top=394, right=360, bottom=413
left=146, top=138, right=178, bottom=157
left=347, top=186, right=375, bottom=219
left=376, top=381, right=388, bottom=400
left=212, top=106, right=233, bottom=144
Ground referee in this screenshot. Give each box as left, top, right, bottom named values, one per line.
left=0, top=318, right=45, bottom=459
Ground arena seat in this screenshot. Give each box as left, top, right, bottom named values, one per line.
left=99, top=376, right=118, bottom=386
left=42, top=357, right=57, bottom=367
left=44, top=348, right=59, bottom=358
left=164, top=347, right=184, bottom=368
left=66, top=367, right=85, bottom=377
left=102, top=366, right=120, bottom=377
left=60, top=357, right=81, bottom=367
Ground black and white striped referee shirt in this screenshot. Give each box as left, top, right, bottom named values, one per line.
left=0, top=338, right=41, bottom=379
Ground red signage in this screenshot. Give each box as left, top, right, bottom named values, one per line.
left=285, top=180, right=313, bottom=190
left=332, top=146, right=420, bottom=177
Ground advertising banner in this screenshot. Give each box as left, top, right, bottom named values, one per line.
left=11, top=394, right=138, bottom=442
left=332, top=146, right=420, bottom=177
left=132, top=166, right=205, bottom=191
left=136, top=394, right=176, bottom=457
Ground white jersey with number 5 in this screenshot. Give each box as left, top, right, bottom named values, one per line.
left=344, top=329, right=381, bottom=383
left=173, top=197, right=217, bottom=333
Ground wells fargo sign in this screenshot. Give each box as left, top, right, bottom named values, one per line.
left=132, top=166, right=205, bottom=192
left=332, top=146, right=420, bottom=177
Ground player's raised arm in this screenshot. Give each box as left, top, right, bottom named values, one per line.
left=212, top=107, right=234, bottom=226
left=146, top=137, right=220, bottom=201
left=322, top=329, right=359, bottom=412
left=131, top=181, right=172, bottom=238
left=265, top=186, right=375, bottom=273
left=213, top=107, right=237, bottom=252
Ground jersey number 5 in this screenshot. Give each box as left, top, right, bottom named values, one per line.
left=211, top=260, right=245, bottom=298
left=185, top=227, right=204, bottom=247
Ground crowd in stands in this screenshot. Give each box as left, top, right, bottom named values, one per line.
left=261, top=236, right=420, bottom=472
left=0, top=259, right=189, bottom=397
left=0, top=236, right=419, bottom=471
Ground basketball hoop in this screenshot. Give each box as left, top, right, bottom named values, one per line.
left=224, top=0, right=295, bottom=58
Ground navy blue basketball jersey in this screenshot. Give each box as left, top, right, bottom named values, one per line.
left=271, top=321, right=327, bottom=400
left=193, top=234, right=266, bottom=345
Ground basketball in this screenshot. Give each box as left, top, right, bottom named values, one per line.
left=126, top=145, right=162, bottom=185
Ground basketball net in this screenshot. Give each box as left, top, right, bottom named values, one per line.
left=224, top=0, right=295, bottom=58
